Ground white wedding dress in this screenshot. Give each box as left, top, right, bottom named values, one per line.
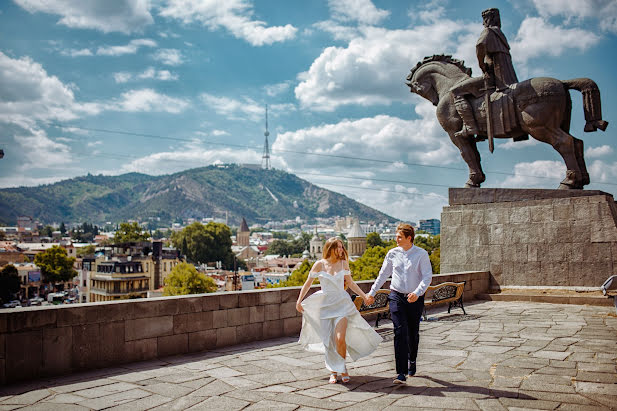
left=298, top=268, right=382, bottom=373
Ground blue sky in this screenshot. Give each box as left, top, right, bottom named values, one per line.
left=0, top=0, right=616, bottom=222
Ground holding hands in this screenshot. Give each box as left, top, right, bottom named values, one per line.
left=365, top=295, right=375, bottom=305
left=407, top=292, right=418, bottom=303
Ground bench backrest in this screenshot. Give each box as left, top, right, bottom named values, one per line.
left=354, top=289, right=389, bottom=312
left=426, top=281, right=465, bottom=302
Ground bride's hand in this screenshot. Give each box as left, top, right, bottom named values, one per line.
left=296, top=301, right=304, bottom=313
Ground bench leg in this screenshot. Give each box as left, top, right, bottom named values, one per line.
left=422, top=306, right=427, bottom=321
left=447, top=302, right=452, bottom=314
left=459, top=297, right=466, bottom=315
left=375, top=313, right=380, bottom=328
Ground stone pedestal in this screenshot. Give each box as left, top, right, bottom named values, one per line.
left=441, top=188, right=617, bottom=289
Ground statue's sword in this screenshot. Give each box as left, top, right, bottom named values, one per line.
left=484, top=76, right=495, bottom=153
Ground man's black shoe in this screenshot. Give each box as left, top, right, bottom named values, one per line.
left=408, top=361, right=416, bottom=376
left=393, top=374, right=406, bottom=384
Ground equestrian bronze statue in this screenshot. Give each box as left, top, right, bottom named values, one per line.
left=406, top=8, right=608, bottom=189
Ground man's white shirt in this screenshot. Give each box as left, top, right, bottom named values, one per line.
left=368, top=245, right=433, bottom=297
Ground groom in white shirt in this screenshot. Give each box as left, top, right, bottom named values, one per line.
left=366, top=223, right=432, bottom=384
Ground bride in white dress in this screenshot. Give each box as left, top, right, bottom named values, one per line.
left=296, top=237, right=382, bottom=383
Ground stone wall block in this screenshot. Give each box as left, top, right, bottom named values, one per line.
left=489, top=224, right=504, bottom=245
left=129, top=299, right=179, bottom=320
left=91, top=303, right=130, bottom=324
left=238, top=292, right=260, bottom=308
left=227, top=307, right=250, bottom=327
left=125, top=316, right=173, bottom=341
left=236, top=323, right=263, bottom=344
left=263, top=320, right=283, bottom=340
left=6, top=330, right=42, bottom=382
left=212, top=309, right=228, bottom=329
left=219, top=294, right=239, bottom=309
left=178, top=297, right=204, bottom=314
left=552, top=203, right=572, bottom=221
left=590, top=221, right=617, bottom=243
left=99, top=321, right=125, bottom=366
left=188, top=330, right=216, bottom=352
left=530, top=205, right=553, bottom=222
left=571, top=221, right=591, bottom=243
left=539, top=262, right=569, bottom=286
left=283, top=317, right=302, bottom=337
left=510, top=206, right=530, bottom=224
left=216, top=327, right=237, bottom=348
left=461, top=210, right=474, bottom=225
left=249, top=306, right=264, bottom=323
left=441, top=210, right=462, bottom=226
left=202, top=294, right=220, bottom=312
left=125, top=338, right=157, bottom=363
left=574, top=201, right=600, bottom=221
left=546, top=243, right=571, bottom=263
left=280, top=288, right=300, bottom=303
left=259, top=290, right=281, bottom=305
left=41, top=327, right=72, bottom=377
left=7, top=309, right=56, bottom=333
left=264, top=304, right=280, bottom=321
left=56, top=306, right=88, bottom=327
left=279, top=302, right=297, bottom=319
left=174, top=311, right=213, bottom=334
left=72, top=323, right=100, bottom=370
left=158, top=333, right=188, bottom=357
left=584, top=243, right=612, bottom=262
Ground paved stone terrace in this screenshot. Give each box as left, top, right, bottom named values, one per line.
left=1, top=301, right=616, bottom=410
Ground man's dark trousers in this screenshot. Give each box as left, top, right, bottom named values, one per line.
left=389, top=291, right=425, bottom=375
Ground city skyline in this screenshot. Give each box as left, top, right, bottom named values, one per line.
left=1, top=0, right=616, bottom=223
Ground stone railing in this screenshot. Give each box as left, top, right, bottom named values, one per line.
left=0, top=271, right=489, bottom=384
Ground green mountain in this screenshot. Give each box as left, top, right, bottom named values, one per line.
left=0, top=165, right=395, bottom=226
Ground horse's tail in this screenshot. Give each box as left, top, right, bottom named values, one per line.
left=562, top=78, right=609, bottom=132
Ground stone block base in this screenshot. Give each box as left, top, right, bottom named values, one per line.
left=441, top=188, right=617, bottom=288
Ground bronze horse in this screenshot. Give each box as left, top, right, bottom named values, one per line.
left=406, top=55, right=608, bottom=189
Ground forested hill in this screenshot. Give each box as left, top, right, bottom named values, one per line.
left=0, top=165, right=395, bottom=226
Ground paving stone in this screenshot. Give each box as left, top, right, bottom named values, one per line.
left=106, top=394, right=172, bottom=411
left=0, top=389, right=52, bottom=405
left=45, top=393, right=87, bottom=404
left=243, top=399, right=300, bottom=410
left=191, top=379, right=235, bottom=397
left=76, top=389, right=151, bottom=410
left=575, top=381, right=617, bottom=395
left=391, top=394, right=480, bottom=409
left=187, top=395, right=249, bottom=411
left=474, top=398, right=508, bottom=411
left=149, top=395, right=205, bottom=411
left=11, top=404, right=89, bottom=411
left=498, top=397, right=560, bottom=410
left=141, top=382, right=193, bottom=398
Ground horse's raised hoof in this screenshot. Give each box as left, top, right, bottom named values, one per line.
left=558, top=183, right=571, bottom=190
left=465, top=181, right=481, bottom=188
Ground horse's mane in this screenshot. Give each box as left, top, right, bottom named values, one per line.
left=407, top=54, right=472, bottom=81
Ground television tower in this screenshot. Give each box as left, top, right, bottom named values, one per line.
left=262, top=104, right=271, bottom=170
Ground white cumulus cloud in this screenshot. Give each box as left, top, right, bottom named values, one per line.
left=511, top=17, right=600, bottom=64
left=151, top=48, right=184, bottom=66
left=532, top=0, right=617, bottom=33
left=328, top=0, right=390, bottom=25
left=14, top=0, right=153, bottom=34
left=585, top=145, right=613, bottom=158
left=499, top=160, right=565, bottom=188
left=296, top=22, right=477, bottom=111
left=158, top=0, right=297, bottom=46
left=96, top=39, right=157, bottom=56
left=200, top=94, right=295, bottom=122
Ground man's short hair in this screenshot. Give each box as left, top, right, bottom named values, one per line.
left=396, top=223, right=415, bottom=241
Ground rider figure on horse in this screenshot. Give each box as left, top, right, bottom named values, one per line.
left=450, top=8, right=519, bottom=139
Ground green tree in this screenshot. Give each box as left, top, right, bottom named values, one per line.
left=34, top=245, right=77, bottom=284
left=350, top=244, right=397, bottom=281
left=170, top=222, right=234, bottom=268
left=266, top=239, right=292, bottom=256
left=266, top=232, right=312, bottom=256
left=163, top=262, right=217, bottom=295
left=366, top=232, right=383, bottom=248
left=76, top=244, right=96, bottom=257
left=429, top=247, right=440, bottom=274
left=0, top=265, right=20, bottom=303
left=40, top=225, right=54, bottom=237
left=114, top=222, right=150, bottom=243
left=59, top=222, right=66, bottom=235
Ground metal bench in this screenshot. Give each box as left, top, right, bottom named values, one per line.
left=353, top=289, right=390, bottom=327
left=423, top=281, right=466, bottom=321
left=601, top=275, right=617, bottom=314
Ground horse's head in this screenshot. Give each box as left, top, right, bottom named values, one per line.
left=406, top=55, right=472, bottom=106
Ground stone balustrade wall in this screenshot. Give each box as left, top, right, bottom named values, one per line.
left=0, top=272, right=489, bottom=384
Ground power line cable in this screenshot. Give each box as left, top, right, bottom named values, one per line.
left=49, top=122, right=617, bottom=187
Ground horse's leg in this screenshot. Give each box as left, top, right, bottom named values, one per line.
left=527, top=126, right=583, bottom=189
left=450, top=134, right=484, bottom=187
left=572, top=137, right=589, bottom=186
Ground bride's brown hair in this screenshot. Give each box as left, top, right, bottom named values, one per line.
left=322, top=237, right=349, bottom=261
